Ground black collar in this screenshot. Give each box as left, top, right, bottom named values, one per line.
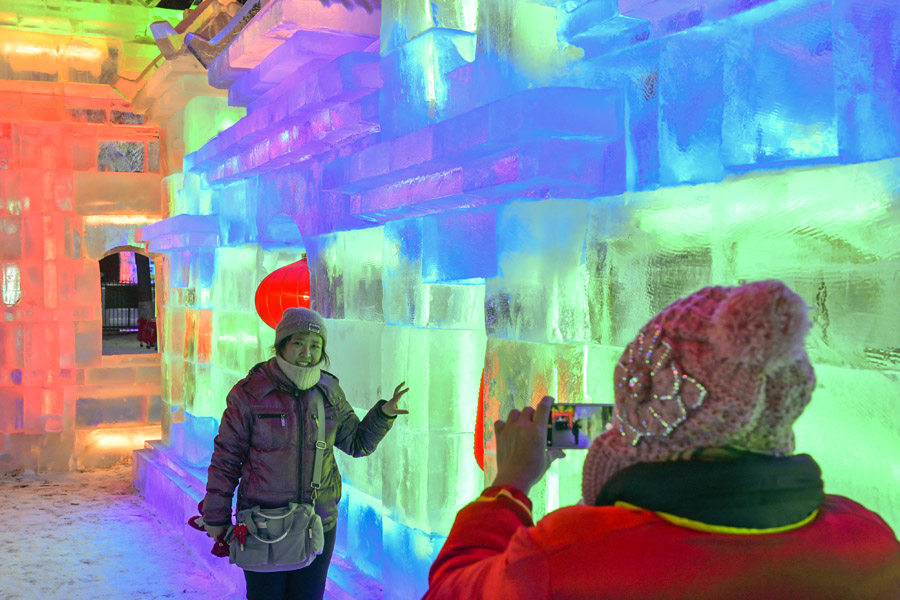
left=594, top=453, right=825, bottom=529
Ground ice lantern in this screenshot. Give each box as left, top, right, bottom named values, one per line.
left=254, top=259, right=312, bottom=329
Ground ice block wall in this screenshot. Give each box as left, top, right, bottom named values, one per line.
left=138, top=0, right=900, bottom=596
left=0, top=79, right=165, bottom=470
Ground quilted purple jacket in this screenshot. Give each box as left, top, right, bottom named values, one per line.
left=202, top=358, right=396, bottom=531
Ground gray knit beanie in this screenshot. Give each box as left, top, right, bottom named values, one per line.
left=274, top=307, right=328, bottom=347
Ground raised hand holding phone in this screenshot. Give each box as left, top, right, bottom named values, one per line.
left=491, top=396, right=565, bottom=495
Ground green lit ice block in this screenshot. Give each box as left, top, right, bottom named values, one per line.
left=381, top=0, right=477, bottom=53
left=183, top=96, right=245, bottom=156
left=380, top=425, right=481, bottom=535
left=190, top=362, right=216, bottom=419
left=422, top=328, right=486, bottom=433
left=325, top=319, right=384, bottom=411
left=585, top=191, right=714, bottom=347
left=164, top=172, right=213, bottom=217
left=376, top=325, right=485, bottom=533
left=335, top=431, right=385, bottom=500
left=212, top=310, right=263, bottom=375
left=205, top=364, right=247, bottom=419
left=578, top=158, right=900, bottom=368
left=382, top=326, right=485, bottom=431
left=794, top=364, right=900, bottom=536
left=11, top=1, right=180, bottom=31
left=213, top=246, right=259, bottom=312
left=181, top=361, right=197, bottom=413
left=342, top=227, right=385, bottom=323
left=476, top=0, right=579, bottom=82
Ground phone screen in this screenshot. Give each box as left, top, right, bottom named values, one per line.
left=547, top=403, right=614, bottom=449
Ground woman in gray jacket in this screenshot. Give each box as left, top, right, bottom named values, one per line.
left=201, top=307, right=409, bottom=600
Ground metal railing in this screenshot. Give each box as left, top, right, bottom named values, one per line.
left=101, top=283, right=141, bottom=332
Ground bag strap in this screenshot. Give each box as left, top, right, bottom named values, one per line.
left=310, top=391, right=326, bottom=503
left=246, top=504, right=298, bottom=545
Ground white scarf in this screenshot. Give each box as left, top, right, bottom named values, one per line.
left=276, top=355, right=322, bottom=391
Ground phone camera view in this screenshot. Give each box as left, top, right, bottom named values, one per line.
left=547, top=403, right=614, bottom=449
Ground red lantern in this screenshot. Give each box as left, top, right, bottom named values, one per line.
left=254, top=259, right=312, bottom=329
left=475, top=367, right=486, bottom=471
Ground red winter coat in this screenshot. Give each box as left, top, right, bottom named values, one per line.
left=425, top=485, right=900, bottom=600
left=202, top=359, right=396, bottom=531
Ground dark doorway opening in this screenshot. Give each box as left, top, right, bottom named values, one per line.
left=100, top=251, right=157, bottom=355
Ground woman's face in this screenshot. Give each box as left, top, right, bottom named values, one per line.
left=280, top=332, right=323, bottom=367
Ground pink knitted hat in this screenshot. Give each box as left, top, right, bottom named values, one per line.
left=582, top=280, right=817, bottom=505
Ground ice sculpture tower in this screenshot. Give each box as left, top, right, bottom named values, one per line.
left=0, top=1, right=192, bottom=470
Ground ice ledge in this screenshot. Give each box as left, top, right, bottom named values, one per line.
left=208, top=0, right=380, bottom=102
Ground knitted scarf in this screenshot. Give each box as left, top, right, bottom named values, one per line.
left=275, top=355, right=322, bottom=391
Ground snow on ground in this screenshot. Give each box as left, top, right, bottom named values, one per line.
left=0, top=460, right=244, bottom=600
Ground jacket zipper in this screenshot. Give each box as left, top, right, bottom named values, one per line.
left=259, top=413, right=286, bottom=426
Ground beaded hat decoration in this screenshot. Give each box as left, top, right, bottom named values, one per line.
left=582, top=280, right=817, bottom=506
left=614, top=324, right=708, bottom=447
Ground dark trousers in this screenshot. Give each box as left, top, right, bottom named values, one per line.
left=244, top=526, right=337, bottom=600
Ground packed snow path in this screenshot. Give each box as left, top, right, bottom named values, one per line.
left=0, top=461, right=244, bottom=600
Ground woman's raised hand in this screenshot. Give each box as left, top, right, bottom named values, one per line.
left=382, top=382, right=410, bottom=416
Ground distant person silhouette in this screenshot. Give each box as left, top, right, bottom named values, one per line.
left=571, top=418, right=582, bottom=445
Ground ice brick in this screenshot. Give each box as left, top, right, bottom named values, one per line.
left=217, top=178, right=259, bottom=246
left=344, top=485, right=383, bottom=580
left=794, top=364, right=900, bottom=535
left=585, top=190, right=714, bottom=347
left=379, top=27, right=476, bottom=138
left=722, top=0, right=838, bottom=167
left=212, top=246, right=259, bottom=312
left=183, top=96, right=245, bottom=156
left=658, top=27, right=725, bottom=185
left=74, top=172, right=162, bottom=215
left=335, top=435, right=384, bottom=500
left=211, top=310, right=263, bottom=376
left=305, top=232, right=345, bottom=320
left=834, top=0, right=900, bottom=162
left=422, top=206, right=497, bottom=283
left=181, top=412, right=217, bottom=468
left=325, top=319, right=383, bottom=412
left=382, top=0, right=477, bottom=53
left=486, top=199, right=592, bottom=345
left=0, top=394, right=24, bottom=433
left=381, top=516, right=440, bottom=600
left=382, top=219, right=424, bottom=327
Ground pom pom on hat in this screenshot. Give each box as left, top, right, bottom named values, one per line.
left=710, top=280, right=812, bottom=366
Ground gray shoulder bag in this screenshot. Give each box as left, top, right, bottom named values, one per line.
left=228, top=392, right=327, bottom=572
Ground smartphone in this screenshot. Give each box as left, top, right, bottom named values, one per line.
left=547, top=403, right=614, bottom=449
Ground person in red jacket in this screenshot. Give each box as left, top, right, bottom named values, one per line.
left=425, top=280, right=900, bottom=600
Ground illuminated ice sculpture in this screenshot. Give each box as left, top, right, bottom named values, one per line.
left=1, top=0, right=898, bottom=598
